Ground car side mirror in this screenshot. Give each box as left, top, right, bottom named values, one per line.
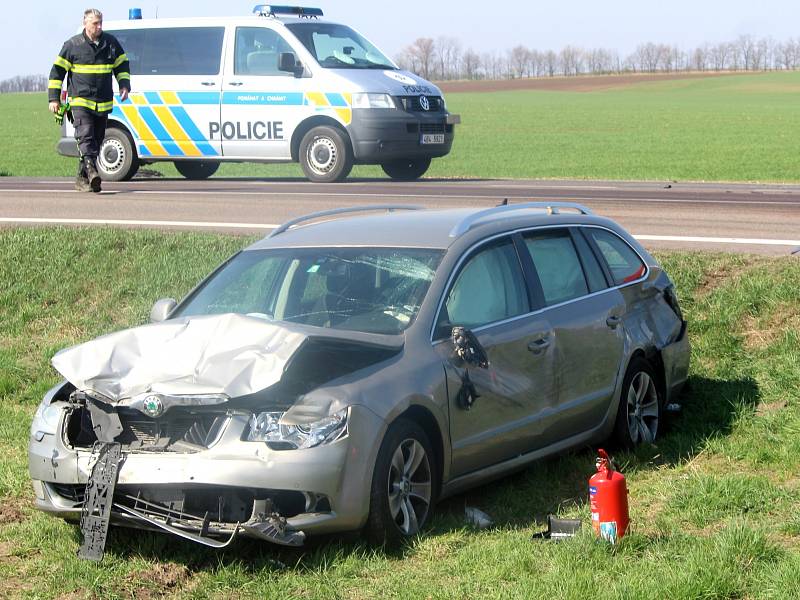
left=150, top=298, right=177, bottom=323
left=279, top=52, right=303, bottom=76
left=451, top=326, right=489, bottom=369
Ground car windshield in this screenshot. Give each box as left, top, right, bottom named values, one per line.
left=173, top=248, right=443, bottom=335
left=285, top=22, right=396, bottom=69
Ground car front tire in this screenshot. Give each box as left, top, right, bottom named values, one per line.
left=365, top=418, right=436, bottom=546
left=612, top=357, right=662, bottom=448
left=381, top=158, right=431, bottom=181
left=299, top=126, right=353, bottom=183
left=174, top=161, right=220, bottom=180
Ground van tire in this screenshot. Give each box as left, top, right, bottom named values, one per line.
left=299, top=126, right=353, bottom=183
left=381, top=158, right=431, bottom=181
left=175, top=161, right=220, bottom=180
left=98, top=128, right=138, bottom=181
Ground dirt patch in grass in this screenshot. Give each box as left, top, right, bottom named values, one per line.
left=695, top=259, right=759, bottom=297
left=0, top=495, right=28, bottom=524
left=438, top=71, right=738, bottom=94
left=122, top=562, right=190, bottom=599
left=742, top=302, right=800, bottom=350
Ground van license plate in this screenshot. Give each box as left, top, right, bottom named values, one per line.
left=421, top=134, right=445, bottom=144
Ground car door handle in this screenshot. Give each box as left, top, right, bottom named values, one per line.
left=527, top=337, right=551, bottom=354
left=606, top=316, right=622, bottom=328
left=228, top=81, right=244, bottom=86
left=200, top=81, right=216, bottom=86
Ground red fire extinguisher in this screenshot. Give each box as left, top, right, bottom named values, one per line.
left=589, top=448, right=629, bottom=543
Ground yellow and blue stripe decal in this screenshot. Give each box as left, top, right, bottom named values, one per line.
left=110, top=90, right=353, bottom=157
left=303, top=92, right=352, bottom=125
left=113, top=91, right=220, bottom=158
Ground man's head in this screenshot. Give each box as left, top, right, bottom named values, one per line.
left=83, top=8, right=103, bottom=41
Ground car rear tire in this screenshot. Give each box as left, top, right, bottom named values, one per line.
left=98, top=128, right=138, bottom=181
left=612, top=357, right=662, bottom=448
left=365, top=418, right=437, bottom=546
left=299, top=126, right=353, bottom=183
left=381, top=158, right=431, bottom=181
left=174, top=161, right=220, bottom=180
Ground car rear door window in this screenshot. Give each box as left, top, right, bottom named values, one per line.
left=586, top=229, right=647, bottom=285
left=523, top=230, right=589, bottom=306
left=111, top=27, right=225, bottom=75
left=440, top=239, right=529, bottom=331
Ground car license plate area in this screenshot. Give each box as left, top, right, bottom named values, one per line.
left=420, top=134, right=445, bottom=144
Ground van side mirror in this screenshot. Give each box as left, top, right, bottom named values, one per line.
left=279, top=52, right=303, bottom=76
left=150, top=298, right=177, bottom=323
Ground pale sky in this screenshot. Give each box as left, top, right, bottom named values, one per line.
left=5, top=0, right=799, bottom=81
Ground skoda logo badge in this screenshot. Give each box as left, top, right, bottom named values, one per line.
left=143, top=394, right=163, bottom=418
left=419, top=96, right=430, bottom=111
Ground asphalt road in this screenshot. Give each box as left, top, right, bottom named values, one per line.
left=1, top=176, right=799, bottom=255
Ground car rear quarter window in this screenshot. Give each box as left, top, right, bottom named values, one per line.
left=586, top=229, right=647, bottom=285
left=523, top=231, right=589, bottom=306
left=110, top=27, right=225, bottom=75
left=440, top=239, right=529, bottom=331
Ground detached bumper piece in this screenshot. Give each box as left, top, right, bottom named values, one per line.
left=114, top=494, right=305, bottom=547
left=78, top=442, right=122, bottom=561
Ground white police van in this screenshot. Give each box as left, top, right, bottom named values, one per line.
left=56, top=5, right=460, bottom=183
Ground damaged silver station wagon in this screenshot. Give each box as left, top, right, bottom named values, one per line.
left=29, top=202, right=689, bottom=555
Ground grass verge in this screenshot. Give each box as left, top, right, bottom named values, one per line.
left=4, top=71, right=800, bottom=182
left=0, top=228, right=799, bottom=599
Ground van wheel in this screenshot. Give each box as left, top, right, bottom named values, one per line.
left=98, top=128, right=138, bottom=181
left=381, top=158, right=431, bottom=181
left=611, top=357, right=662, bottom=449
left=365, top=418, right=436, bottom=546
left=175, top=161, right=220, bottom=180
left=299, top=126, right=353, bottom=183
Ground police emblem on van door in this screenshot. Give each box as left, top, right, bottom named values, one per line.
left=419, top=96, right=430, bottom=111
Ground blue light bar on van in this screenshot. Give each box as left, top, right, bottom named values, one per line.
left=252, top=5, right=323, bottom=17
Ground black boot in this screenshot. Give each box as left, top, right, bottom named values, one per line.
left=75, top=175, right=92, bottom=192
left=84, top=156, right=102, bottom=192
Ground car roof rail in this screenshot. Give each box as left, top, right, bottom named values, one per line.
left=448, top=201, right=593, bottom=238
left=267, top=204, right=424, bottom=238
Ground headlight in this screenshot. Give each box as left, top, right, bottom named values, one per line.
left=246, top=408, right=348, bottom=449
left=352, top=93, right=395, bottom=109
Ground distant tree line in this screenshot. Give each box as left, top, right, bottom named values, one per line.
left=0, top=74, right=48, bottom=93
left=395, top=35, right=800, bottom=80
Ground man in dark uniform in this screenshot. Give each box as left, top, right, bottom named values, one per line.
left=48, top=9, right=130, bottom=192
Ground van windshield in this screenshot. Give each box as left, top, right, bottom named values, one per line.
left=173, top=247, right=443, bottom=335
left=285, top=23, right=395, bottom=69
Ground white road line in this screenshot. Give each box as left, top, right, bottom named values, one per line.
left=0, top=217, right=279, bottom=229
left=1, top=217, right=799, bottom=247
left=633, top=234, right=800, bottom=246
left=2, top=188, right=800, bottom=206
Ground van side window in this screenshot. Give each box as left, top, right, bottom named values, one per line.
left=523, top=231, right=589, bottom=306
left=110, top=27, right=224, bottom=75
left=586, top=229, right=647, bottom=285
left=439, top=240, right=529, bottom=332
left=235, top=27, right=294, bottom=76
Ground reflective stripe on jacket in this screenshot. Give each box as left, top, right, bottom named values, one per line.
left=48, top=31, right=130, bottom=114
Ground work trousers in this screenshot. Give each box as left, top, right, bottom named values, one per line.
left=72, top=107, right=107, bottom=177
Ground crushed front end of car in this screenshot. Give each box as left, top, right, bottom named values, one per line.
left=28, top=313, right=397, bottom=557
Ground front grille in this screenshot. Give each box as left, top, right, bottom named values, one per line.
left=397, top=95, right=444, bottom=112
left=420, top=123, right=446, bottom=134
left=64, top=404, right=229, bottom=452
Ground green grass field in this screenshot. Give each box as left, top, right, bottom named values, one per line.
left=1, top=228, right=799, bottom=598
left=3, top=71, right=800, bottom=182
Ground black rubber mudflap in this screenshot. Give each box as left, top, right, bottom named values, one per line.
left=77, top=442, right=122, bottom=561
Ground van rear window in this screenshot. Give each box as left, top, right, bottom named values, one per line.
left=110, top=27, right=225, bottom=75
